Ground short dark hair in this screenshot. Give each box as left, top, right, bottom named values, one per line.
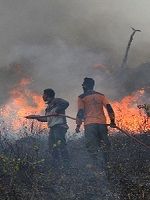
left=83, top=77, right=95, bottom=89
left=43, top=88, right=55, bottom=97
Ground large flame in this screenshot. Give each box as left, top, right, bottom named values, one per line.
left=0, top=78, right=46, bottom=134
left=0, top=79, right=149, bottom=134
left=112, top=89, right=150, bottom=133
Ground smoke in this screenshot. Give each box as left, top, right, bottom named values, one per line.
left=0, top=61, right=34, bottom=104
left=0, top=0, right=150, bottom=110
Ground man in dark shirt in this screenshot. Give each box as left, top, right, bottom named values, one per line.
left=27, top=88, right=70, bottom=170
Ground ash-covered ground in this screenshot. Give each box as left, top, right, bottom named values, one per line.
left=0, top=131, right=150, bottom=200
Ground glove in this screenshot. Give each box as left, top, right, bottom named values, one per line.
left=110, top=119, right=116, bottom=128
left=75, top=125, right=80, bottom=133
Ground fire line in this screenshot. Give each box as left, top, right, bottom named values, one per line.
left=25, top=114, right=150, bottom=150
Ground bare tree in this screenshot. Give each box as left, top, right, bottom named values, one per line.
left=121, top=27, right=141, bottom=68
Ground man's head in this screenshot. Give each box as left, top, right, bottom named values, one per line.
left=82, top=77, right=95, bottom=92
left=42, top=88, right=55, bottom=103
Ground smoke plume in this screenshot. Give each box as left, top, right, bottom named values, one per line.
left=0, top=0, right=150, bottom=110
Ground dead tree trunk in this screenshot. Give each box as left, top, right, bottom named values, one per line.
left=121, top=27, right=141, bottom=68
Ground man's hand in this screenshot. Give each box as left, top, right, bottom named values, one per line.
left=110, top=120, right=116, bottom=128
left=75, top=125, right=80, bottom=133
left=25, top=115, right=41, bottom=120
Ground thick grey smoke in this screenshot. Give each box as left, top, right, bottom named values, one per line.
left=0, top=0, right=150, bottom=111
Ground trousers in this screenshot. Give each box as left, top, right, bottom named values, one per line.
left=48, top=125, right=70, bottom=169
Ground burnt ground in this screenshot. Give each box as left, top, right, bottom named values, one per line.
left=0, top=131, right=150, bottom=200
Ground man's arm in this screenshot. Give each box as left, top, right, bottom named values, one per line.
left=54, top=98, right=69, bottom=113
left=25, top=115, right=47, bottom=122
left=75, top=97, right=84, bottom=132
left=37, top=117, right=47, bottom=122
left=106, top=104, right=115, bottom=125
left=102, top=96, right=116, bottom=127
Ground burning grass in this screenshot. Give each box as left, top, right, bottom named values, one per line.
left=112, top=89, right=150, bottom=133
left=0, top=78, right=149, bottom=134
left=0, top=78, right=149, bottom=199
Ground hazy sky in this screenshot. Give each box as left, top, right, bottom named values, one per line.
left=0, top=0, right=150, bottom=109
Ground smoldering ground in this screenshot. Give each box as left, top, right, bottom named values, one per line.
left=0, top=130, right=149, bottom=200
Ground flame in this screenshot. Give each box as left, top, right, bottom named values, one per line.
left=0, top=78, right=46, bottom=133
left=93, top=64, right=112, bottom=74
left=93, top=64, right=106, bottom=69
left=0, top=78, right=149, bottom=134
left=112, top=89, right=150, bottom=133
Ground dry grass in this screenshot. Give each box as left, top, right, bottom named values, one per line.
left=0, top=129, right=149, bottom=200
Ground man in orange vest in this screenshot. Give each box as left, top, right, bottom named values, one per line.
left=75, top=77, right=116, bottom=167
